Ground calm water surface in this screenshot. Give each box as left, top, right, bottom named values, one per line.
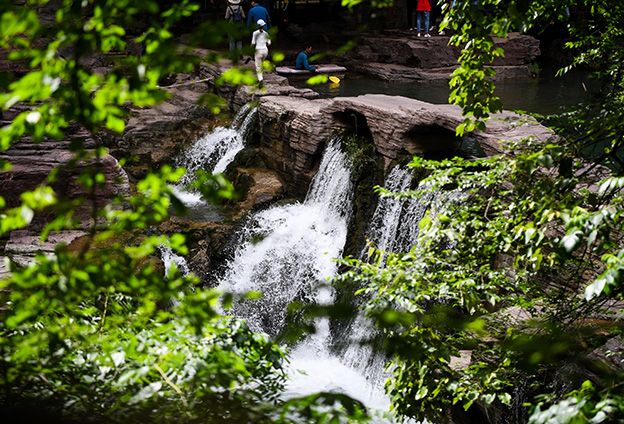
left=288, top=67, right=592, bottom=116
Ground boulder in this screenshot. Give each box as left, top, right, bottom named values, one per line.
left=229, top=167, right=285, bottom=218
left=2, top=229, right=89, bottom=271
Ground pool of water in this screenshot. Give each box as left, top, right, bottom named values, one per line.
left=288, top=66, right=593, bottom=116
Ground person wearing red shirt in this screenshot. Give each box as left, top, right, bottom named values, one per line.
left=416, top=0, right=431, bottom=37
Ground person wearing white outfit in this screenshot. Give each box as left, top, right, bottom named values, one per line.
left=251, top=19, right=271, bottom=87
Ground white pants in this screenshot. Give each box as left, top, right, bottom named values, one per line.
left=254, top=47, right=268, bottom=82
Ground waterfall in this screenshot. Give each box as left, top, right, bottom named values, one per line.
left=167, top=116, right=435, bottom=420
left=362, top=166, right=437, bottom=259
left=172, top=104, right=256, bottom=207
left=337, top=166, right=448, bottom=417
left=159, top=245, right=191, bottom=308
left=160, top=245, right=190, bottom=277
left=216, top=138, right=398, bottom=420
left=217, top=137, right=353, bottom=337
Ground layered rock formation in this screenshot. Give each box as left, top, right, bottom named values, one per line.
left=252, top=93, right=556, bottom=197
left=342, top=32, right=540, bottom=82
left=0, top=107, right=130, bottom=279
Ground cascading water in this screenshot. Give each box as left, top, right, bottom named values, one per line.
left=217, top=137, right=353, bottom=337
left=215, top=138, right=397, bottom=420
left=362, top=166, right=437, bottom=259
left=165, top=111, right=439, bottom=420
left=159, top=245, right=191, bottom=308
left=171, top=104, right=256, bottom=211
left=337, top=166, right=451, bottom=422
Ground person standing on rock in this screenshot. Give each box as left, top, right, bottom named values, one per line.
left=251, top=19, right=271, bottom=87
left=416, top=0, right=431, bottom=37
left=428, top=0, right=442, bottom=34
left=247, top=0, right=271, bottom=28
left=225, top=0, right=246, bottom=60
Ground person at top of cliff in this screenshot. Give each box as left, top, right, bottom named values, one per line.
left=251, top=19, right=271, bottom=87
left=415, top=0, right=431, bottom=37
left=247, top=0, right=271, bottom=28
left=295, top=44, right=319, bottom=73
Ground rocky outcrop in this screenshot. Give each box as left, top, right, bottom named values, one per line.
left=254, top=93, right=556, bottom=196
left=0, top=108, right=130, bottom=277
left=100, top=81, right=219, bottom=181
left=197, top=59, right=321, bottom=112
left=157, top=216, right=238, bottom=287
left=342, top=32, right=541, bottom=82
left=0, top=230, right=89, bottom=281
left=254, top=96, right=337, bottom=197
left=0, top=104, right=130, bottom=231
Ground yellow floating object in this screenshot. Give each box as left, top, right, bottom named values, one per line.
left=329, top=76, right=340, bottom=84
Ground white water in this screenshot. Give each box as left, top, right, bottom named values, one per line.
left=172, top=104, right=256, bottom=206
left=362, top=166, right=437, bottom=259
left=159, top=245, right=191, bottom=308
left=218, top=138, right=353, bottom=336
left=164, top=117, right=440, bottom=420
left=215, top=139, right=399, bottom=420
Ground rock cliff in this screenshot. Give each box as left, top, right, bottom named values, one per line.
left=252, top=93, right=556, bottom=197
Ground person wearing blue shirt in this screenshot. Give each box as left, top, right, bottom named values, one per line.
left=247, top=0, right=271, bottom=28
left=296, top=44, right=318, bottom=73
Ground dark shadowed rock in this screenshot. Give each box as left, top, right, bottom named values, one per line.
left=0, top=103, right=130, bottom=231
left=157, top=216, right=238, bottom=287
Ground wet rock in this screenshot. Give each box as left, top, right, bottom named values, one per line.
left=229, top=167, right=285, bottom=217
left=157, top=216, right=237, bottom=287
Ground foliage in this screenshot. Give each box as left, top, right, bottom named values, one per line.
left=337, top=141, right=624, bottom=422
left=341, top=133, right=377, bottom=183
left=333, top=0, right=624, bottom=423
left=0, top=0, right=371, bottom=422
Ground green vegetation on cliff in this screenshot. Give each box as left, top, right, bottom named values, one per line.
left=335, top=0, right=624, bottom=423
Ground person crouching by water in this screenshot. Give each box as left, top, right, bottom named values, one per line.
left=296, top=44, right=319, bottom=73
left=251, top=19, right=271, bottom=87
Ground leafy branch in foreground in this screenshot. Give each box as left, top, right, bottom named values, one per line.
left=0, top=1, right=370, bottom=422
left=336, top=136, right=624, bottom=423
